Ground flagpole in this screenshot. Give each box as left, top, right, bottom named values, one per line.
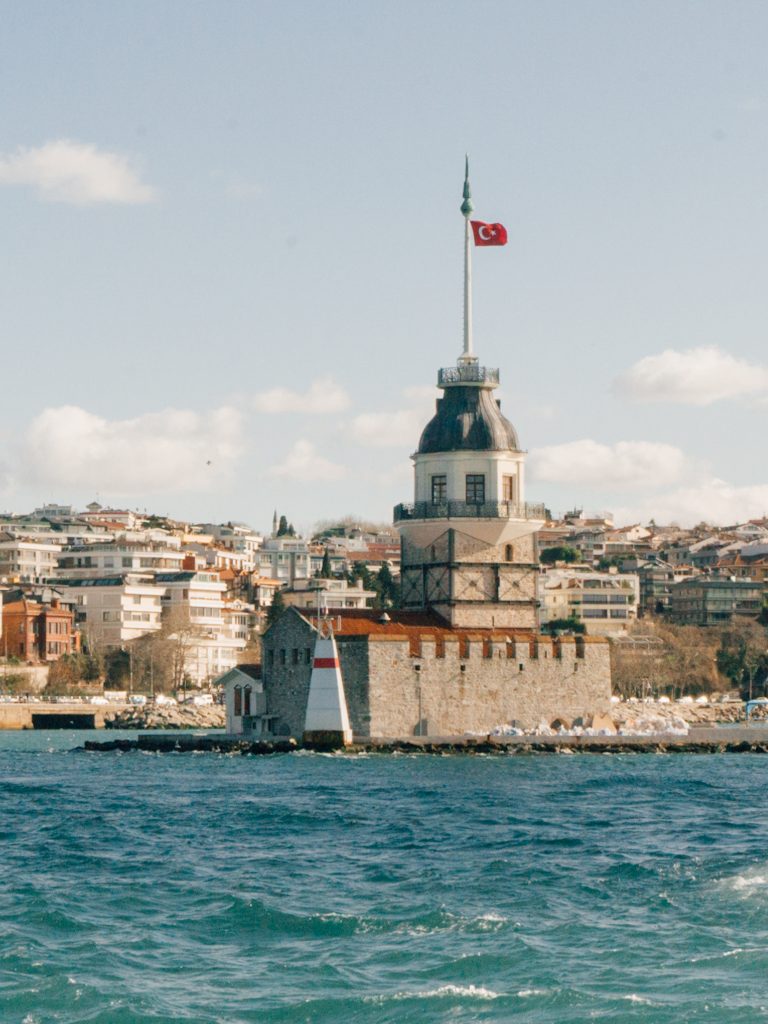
left=460, top=154, right=475, bottom=364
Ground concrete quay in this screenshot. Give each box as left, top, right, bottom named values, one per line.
left=0, top=701, right=130, bottom=730
left=80, top=726, right=768, bottom=756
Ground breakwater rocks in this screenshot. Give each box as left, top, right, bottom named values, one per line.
left=105, top=705, right=225, bottom=730
left=82, top=729, right=768, bottom=756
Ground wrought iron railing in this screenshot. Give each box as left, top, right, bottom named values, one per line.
left=437, top=365, right=499, bottom=387
left=394, top=500, right=547, bottom=522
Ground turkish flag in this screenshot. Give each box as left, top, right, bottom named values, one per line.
left=470, top=220, right=508, bottom=246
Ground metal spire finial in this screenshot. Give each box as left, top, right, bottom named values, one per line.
left=460, top=153, right=474, bottom=217
left=459, top=154, right=475, bottom=363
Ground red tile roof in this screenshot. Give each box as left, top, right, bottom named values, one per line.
left=298, top=608, right=604, bottom=645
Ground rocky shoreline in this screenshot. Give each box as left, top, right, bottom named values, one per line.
left=82, top=728, right=768, bottom=756
left=105, top=705, right=225, bottom=730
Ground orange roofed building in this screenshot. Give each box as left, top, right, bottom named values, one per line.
left=1, top=596, right=79, bottom=663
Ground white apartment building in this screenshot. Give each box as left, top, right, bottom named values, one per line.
left=53, top=569, right=247, bottom=685
left=0, top=540, right=62, bottom=583
left=156, top=571, right=246, bottom=684
left=80, top=506, right=141, bottom=528
left=257, top=537, right=315, bottom=583
left=281, top=578, right=376, bottom=611
left=538, top=568, right=640, bottom=636
left=56, top=542, right=185, bottom=578
left=54, top=574, right=165, bottom=646
left=198, top=524, right=263, bottom=571
left=185, top=543, right=252, bottom=574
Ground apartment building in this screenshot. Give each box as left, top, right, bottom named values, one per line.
left=538, top=568, right=639, bottom=636
left=0, top=539, right=62, bottom=583
left=668, top=576, right=764, bottom=626
left=56, top=542, right=185, bottom=578
left=280, top=577, right=376, bottom=611
left=50, top=574, right=165, bottom=646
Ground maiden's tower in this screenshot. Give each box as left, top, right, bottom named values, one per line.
left=396, top=160, right=545, bottom=629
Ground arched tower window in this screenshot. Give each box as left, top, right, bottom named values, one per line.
left=243, top=685, right=252, bottom=716
left=234, top=685, right=242, bottom=717
left=505, top=544, right=514, bottom=562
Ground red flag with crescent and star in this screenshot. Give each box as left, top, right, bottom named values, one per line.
left=470, top=220, right=508, bottom=246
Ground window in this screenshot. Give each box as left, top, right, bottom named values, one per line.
left=466, top=474, right=485, bottom=504
left=431, top=474, right=447, bottom=504
left=279, top=649, right=286, bottom=665
left=502, top=475, right=516, bottom=502
left=292, top=648, right=300, bottom=664
left=243, top=685, right=252, bottom=716
left=505, top=544, right=514, bottom=562
left=234, top=685, right=242, bottom=717
left=305, top=648, right=312, bottom=664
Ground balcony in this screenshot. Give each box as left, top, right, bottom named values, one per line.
left=394, top=500, right=547, bottom=522
left=437, top=365, right=499, bottom=387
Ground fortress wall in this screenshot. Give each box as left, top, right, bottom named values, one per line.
left=366, top=635, right=611, bottom=737
left=263, top=611, right=611, bottom=740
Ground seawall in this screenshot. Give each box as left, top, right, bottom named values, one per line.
left=81, top=727, right=768, bottom=756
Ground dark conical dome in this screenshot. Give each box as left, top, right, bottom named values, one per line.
left=417, top=384, right=520, bottom=454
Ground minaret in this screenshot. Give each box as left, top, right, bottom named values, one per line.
left=394, top=161, right=545, bottom=630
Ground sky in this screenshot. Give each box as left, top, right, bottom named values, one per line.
left=2, top=0, right=768, bottom=533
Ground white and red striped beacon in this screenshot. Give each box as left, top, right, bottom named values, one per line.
left=303, top=600, right=353, bottom=748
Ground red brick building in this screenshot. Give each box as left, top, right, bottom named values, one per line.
left=1, top=597, right=79, bottom=662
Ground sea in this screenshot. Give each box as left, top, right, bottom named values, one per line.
left=3, top=732, right=768, bottom=1024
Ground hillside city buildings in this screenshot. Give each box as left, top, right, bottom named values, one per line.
left=1, top=501, right=766, bottom=689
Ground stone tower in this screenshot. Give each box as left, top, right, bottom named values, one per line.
left=394, top=161, right=545, bottom=629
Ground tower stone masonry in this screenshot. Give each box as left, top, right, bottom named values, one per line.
left=395, top=360, right=546, bottom=629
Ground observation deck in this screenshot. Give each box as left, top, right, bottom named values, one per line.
left=437, top=365, right=499, bottom=388
left=394, top=500, right=547, bottom=523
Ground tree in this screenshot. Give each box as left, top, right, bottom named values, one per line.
left=348, top=562, right=375, bottom=591
left=611, top=622, right=721, bottom=699
left=320, top=548, right=333, bottom=579
left=717, top=621, right=768, bottom=700
left=541, top=615, right=585, bottom=636
left=277, top=515, right=289, bottom=537
left=540, top=546, right=580, bottom=565
left=374, top=562, right=399, bottom=609
left=266, top=588, right=286, bottom=629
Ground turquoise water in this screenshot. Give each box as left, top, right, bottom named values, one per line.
left=3, top=733, right=768, bottom=1023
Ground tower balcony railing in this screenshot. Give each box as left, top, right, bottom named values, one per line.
left=394, top=500, right=547, bottom=523
left=437, top=365, right=499, bottom=387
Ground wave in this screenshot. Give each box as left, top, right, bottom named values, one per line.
left=367, top=983, right=500, bottom=1002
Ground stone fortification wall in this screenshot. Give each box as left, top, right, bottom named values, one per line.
left=262, top=611, right=611, bottom=739
left=365, top=635, right=611, bottom=737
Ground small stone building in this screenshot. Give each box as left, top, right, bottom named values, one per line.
left=262, top=608, right=611, bottom=738
left=221, top=664, right=271, bottom=736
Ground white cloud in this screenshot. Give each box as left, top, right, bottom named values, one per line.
left=614, top=479, right=768, bottom=528
left=269, top=440, right=346, bottom=481
left=0, top=140, right=156, bottom=205
left=529, top=439, right=688, bottom=488
left=254, top=376, right=350, bottom=414
left=23, top=405, right=242, bottom=494
left=349, top=385, right=438, bottom=448
left=349, top=409, right=426, bottom=448
left=613, top=346, right=768, bottom=405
